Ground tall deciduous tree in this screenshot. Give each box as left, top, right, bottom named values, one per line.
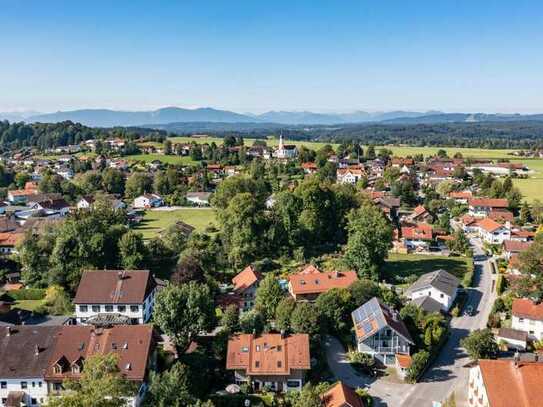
left=47, top=354, right=132, bottom=407
left=255, top=274, right=284, bottom=320
left=460, top=329, right=498, bottom=361
left=344, top=204, right=393, bottom=280
left=153, top=282, right=215, bottom=353
left=118, top=231, right=147, bottom=269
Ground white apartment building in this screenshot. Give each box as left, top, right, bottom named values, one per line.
left=511, top=298, right=543, bottom=340
left=74, top=270, right=157, bottom=325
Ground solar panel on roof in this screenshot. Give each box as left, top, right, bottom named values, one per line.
left=362, top=321, right=372, bottom=333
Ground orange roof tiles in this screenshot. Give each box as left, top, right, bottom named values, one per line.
left=321, top=382, right=365, bottom=407
left=449, top=191, right=473, bottom=199
left=0, top=232, right=24, bottom=247
left=226, top=333, right=310, bottom=376
left=512, top=298, right=543, bottom=321
left=232, top=266, right=262, bottom=292
left=395, top=353, right=413, bottom=369
left=401, top=223, right=433, bottom=240
left=288, top=266, right=358, bottom=296
left=477, top=218, right=504, bottom=233
left=469, top=198, right=509, bottom=208
left=478, top=359, right=543, bottom=407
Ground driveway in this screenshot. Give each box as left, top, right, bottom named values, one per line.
left=325, top=239, right=496, bottom=407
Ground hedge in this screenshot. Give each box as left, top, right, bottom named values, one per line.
left=6, top=288, right=46, bottom=301
left=496, top=274, right=506, bottom=295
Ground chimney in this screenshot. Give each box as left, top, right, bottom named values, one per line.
left=514, top=351, right=520, bottom=367
left=118, top=271, right=124, bottom=280
left=535, top=353, right=539, bottom=363
left=6, top=326, right=11, bottom=336
left=34, top=345, right=40, bottom=356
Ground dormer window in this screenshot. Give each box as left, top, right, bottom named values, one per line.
left=255, top=361, right=260, bottom=368
left=53, top=364, right=62, bottom=374
left=277, top=361, right=282, bottom=368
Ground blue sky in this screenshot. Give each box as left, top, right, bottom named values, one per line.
left=1, top=0, right=542, bottom=113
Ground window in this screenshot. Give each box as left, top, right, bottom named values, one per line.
left=256, top=345, right=260, bottom=352
left=130, top=305, right=139, bottom=312
left=105, top=305, right=113, bottom=312
left=117, top=305, right=126, bottom=312
left=21, top=381, right=28, bottom=389
left=277, top=361, right=282, bottom=368
left=255, top=361, right=260, bottom=368
left=32, top=381, right=35, bottom=387
left=440, top=293, right=444, bottom=298
left=79, top=305, right=88, bottom=312
left=0, top=381, right=6, bottom=389
left=38, top=382, right=42, bottom=388
left=91, top=305, right=100, bottom=312
left=31, top=398, right=37, bottom=405
left=277, top=345, right=282, bottom=352
left=519, top=318, right=525, bottom=323
left=54, top=383, right=63, bottom=391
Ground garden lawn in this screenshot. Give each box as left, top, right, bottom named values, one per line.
left=382, top=253, right=471, bottom=286
left=125, top=153, right=197, bottom=165
left=133, top=208, right=216, bottom=239
left=511, top=158, right=543, bottom=203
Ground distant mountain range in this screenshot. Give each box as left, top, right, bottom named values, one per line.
left=2, top=107, right=543, bottom=128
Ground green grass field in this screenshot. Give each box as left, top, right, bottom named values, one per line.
left=382, top=253, right=471, bottom=285
left=168, top=135, right=519, bottom=159
left=13, top=299, right=45, bottom=312
left=125, top=153, right=197, bottom=165
left=134, top=208, right=217, bottom=239
left=511, top=158, right=543, bottom=203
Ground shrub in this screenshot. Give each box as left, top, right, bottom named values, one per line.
left=405, top=350, right=430, bottom=383
left=496, top=274, right=506, bottom=295
left=6, top=288, right=46, bottom=301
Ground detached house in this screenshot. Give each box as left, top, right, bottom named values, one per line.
left=133, top=194, right=163, bottom=209
left=476, top=218, right=511, bottom=245
left=351, top=297, right=413, bottom=365
left=407, top=205, right=431, bottom=223
left=401, top=223, right=433, bottom=251
left=511, top=298, right=543, bottom=340
left=45, top=325, right=154, bottom=407
left=288, top=265, right=358, bottom=301
left=321, top=382, right=365, bottom=407
left=468, top=198, right=509, bottom=218
left=336, top=168, right=365, bottom=185
left=232, top=266, right=262, bottom=312
left=226, top=333, right=310, bottom=392
left=404, top=269, right=459, bottom=312
left=74, top=270, right=157, bottom=325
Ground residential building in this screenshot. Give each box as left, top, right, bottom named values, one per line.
left=336, top=168, right=365, bottom=184
left=494, top=328, right=527, bottom=351
left=476, top=218, right=511, bottom=245
left=321, top=382, right=365, bottom=407
left=74, top=270, right=157, bottom=325
left=301, top=162, right=318, bottom=174
left=407, top=205, right=431, bottom=223
left=0, top=232, right=24, bottom=255
left=288, top=265, right=357, bottom=301
left=133, top=194, right=163, bottom=209
left=502, top=240, right=532, bottom=260
left=511, top=298, right=543, bottom=340
left=401, top=223, right=433, bottom=251
left=351, top=297, right=413, bottom=365
left=28, top=198, right=70, bottom=218
left=226, top=333, right=310, bottom=392
left=468, top=198, right=509, bottom=218
left=232, top=266, right=262, bottom=312
left=468, top=359, right=543, bottom=407
left=404, top=269, right=459, bottom=312
left=45, top=325, right=154, bottom=407
left=0, top=326, right=58, bottom=407
left=448, top=191, right=472, bottom=204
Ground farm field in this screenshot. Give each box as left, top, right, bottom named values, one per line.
left=382, top=253, right=471, bottom=286
left=168, top=135, right=519, bottom=159
left=134, top=208, right=217, bottom=239
left=511, top=158, right=543, bottom=203
left=125, top=153, right=196, bottom=165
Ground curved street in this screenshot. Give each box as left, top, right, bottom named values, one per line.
left=325, top=239, right=496, bottom=406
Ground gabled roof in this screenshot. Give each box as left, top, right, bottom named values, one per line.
left=469, top=198, right=509, bottom=208
left=478, top=359, right=543, bottom=407
left=477, top=218, right=505, bottom=233
left=226, top=333, right=310, bottom=375
left=503, top=240, right=532, bottom=253
left=44, top=325, right=153, bottom=381
left=411, top=295, right=443, bottom=314
left=74, top=270, right=156, bottom=304
left=289, top=266, right=358, bottom=296
left=321, top=382, right=365, bottom=407
left=351, top=297, right=413, bottom=344
left=411, top=205, right=428, bottom=218
left=405, top=269, right=459, bottom=298
left=512, top=299, right=543, bottom=321
left=0, top=326, right=60, bottom=379
left=401, top=223, right=433, bottom=240
left=232, top=266, right=262, bottom=292
left=395, top=353, right=413, bottom=369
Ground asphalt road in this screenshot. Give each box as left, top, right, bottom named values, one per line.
left=325, top=239, right=496, bottom=407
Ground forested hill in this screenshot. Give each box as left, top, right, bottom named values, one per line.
left=0, top=121, right=167, bottom=150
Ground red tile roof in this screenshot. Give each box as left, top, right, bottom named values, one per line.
left=477, top=218, right=505, bottom=233
left=449, top=191, right=473, bottom=199
left=478, top=359, right=543, bottom=407
left=512, top=299, right=543, bottom=321
left=44, top=325, right=153, bottom=382
left=226, top=333, right=310, bottom=375
left=321, top=382, right=365, bottom=407
left=0, top=232, right=24, bottom=247
left=503, top=240, right=532, bottom=254
left=488, top=209, right=514, bottom=222
left=469, top=198, right=509, bottom=208
left=289, top=266, right=358, bottom=296
left=232, top=266, right=262, bottom=292
left=401, top=223, right=433, bottom=240
left=395, top=353, right=413, bottom=369
left=74, top=270, right=156, bottom=304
